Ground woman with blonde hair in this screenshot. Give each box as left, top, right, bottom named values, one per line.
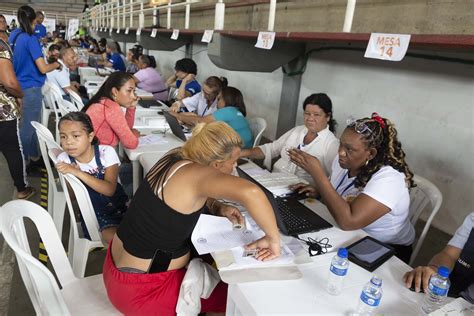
left=104, top=121, right=280, bottom=315
left=289, top=113, right=415, bottom=263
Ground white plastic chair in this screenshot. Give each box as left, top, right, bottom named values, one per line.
left=0, top=200, right=118, bottom=315
left=247, top=117, right=267, bottom=147
left=41, top=84, right=54, bottom=127
left=44, top=81, right=68, bottom=142
left=51, top=147, right=106, bottom=277
left=68, top=90, right=84, bottom=111
left=31, top=121, right=66, bottom=237
left=408, top=174, right=443, bottom=265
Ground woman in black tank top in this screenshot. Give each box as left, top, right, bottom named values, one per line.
left=104, top=121, right=281, bottom=316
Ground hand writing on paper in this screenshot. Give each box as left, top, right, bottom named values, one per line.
left=289, top=182, right=318, bottom=198
left=245, top=235, right=281, bottom=261
left=219, top=204, right=244, bottom=227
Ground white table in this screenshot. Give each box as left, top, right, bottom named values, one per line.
left=124, top=132, right=184, bottom=193
left=223, top=162, right=425, bottom=315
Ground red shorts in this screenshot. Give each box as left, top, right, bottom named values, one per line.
left=103, top=243, right=227, bottom=316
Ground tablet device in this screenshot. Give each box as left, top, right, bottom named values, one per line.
left=346, top=236, right=395, bottom=272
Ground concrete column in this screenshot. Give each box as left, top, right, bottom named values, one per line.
left=275, top=56, right=304, bottom=138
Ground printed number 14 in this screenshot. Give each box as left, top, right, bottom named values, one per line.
left=379, top=46, right=393, bottom=57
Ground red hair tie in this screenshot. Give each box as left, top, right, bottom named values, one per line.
left=371, top=112, right=385, bottom=129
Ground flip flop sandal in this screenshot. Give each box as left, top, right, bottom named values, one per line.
left=17, top=187, right=36, bottom=200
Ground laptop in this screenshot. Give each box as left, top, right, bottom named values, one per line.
left=236, top=167, right=333, bottom=236
left=162, top=111, right=189, bottom=142
left=138, top=99, right=162, bottom=108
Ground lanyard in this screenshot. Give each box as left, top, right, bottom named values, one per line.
left=335, top=171, right=355, bottom=196
left=201, top=105, right=210, bottom=117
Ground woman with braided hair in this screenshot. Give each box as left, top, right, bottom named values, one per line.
left=288, top=113, right=415, bottom=263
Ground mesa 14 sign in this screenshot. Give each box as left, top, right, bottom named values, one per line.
left=364, top=33, right=411, bottom=61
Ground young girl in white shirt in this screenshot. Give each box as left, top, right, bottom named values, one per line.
left=56, top=111, right=128, bottom=243
left=289, top=113, right=415, bottom=263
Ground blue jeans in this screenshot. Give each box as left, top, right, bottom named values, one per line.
left=20, top=86, right=43, bottom=161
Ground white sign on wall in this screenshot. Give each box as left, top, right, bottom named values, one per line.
left=364, top=33, right=411, bottom=61
left=42, top=18, right=56, bottom=35
left=255, top=31, right=275, bottom=50
left=67, top=19, right=79, bottom=39
left=171, top=29, right=179, bottom=40
left=201, top=30, right=214, bottom=43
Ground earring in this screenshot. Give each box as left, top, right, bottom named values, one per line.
left=365, top=159, right=370, bottom=166
left=113, top=95, right=117, bottom=101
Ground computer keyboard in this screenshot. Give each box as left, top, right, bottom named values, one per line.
left=276, top=199, right=312, bottom=232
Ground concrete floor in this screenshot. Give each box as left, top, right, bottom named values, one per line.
left=0, top=151, right=452, bottom=315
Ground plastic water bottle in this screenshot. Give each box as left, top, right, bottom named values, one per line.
left=327, top=248, right=349, bottom=295
left=354, top=276, right=383, bottom=315
left=421, top=266, right=451, bottom=314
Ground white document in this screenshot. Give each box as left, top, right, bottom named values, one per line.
left=192, top=214, right=264, bottom=255
left=228, top=243, right=295, bottom=270
left=430, top=297, right=474, bottom=315
left=171, top=29, right=180, bottom=40
left=364, top=33, right=411, bottom=61
left=201, top=30, right=214, bottom=43
left=138, top=134, right=169, bottom=146
left=255, top=31, right=275, bottom=50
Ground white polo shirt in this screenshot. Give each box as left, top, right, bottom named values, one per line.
left=181, top=92, right=218, bottom=117
left=46, top=59, right=70, bottom=96
left=330, top=156, right=415, bottom=246
left=258, top=125, right=339, bottom=184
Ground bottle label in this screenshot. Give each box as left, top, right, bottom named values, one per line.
left=429, top=283, right=448, bottom=296
left=360, top=292, right=380, bottom=307
left=330, top=265, right=347, bottom=276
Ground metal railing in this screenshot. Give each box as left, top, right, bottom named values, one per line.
left=81, top=0, right=357, bottom=33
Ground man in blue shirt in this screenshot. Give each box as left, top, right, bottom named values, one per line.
left=34, top=11, right=47, bottom=44
left=165, top=58, right=201, bottom=100
left=101, top=41, right=125, bottom=71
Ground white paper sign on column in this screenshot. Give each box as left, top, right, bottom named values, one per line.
left=151, top=28, right=158, bottom=38
left=201, top=30, right=214, bottom=43
left=171, top=29, right=179, bottom=40
left=136, top=28, right=142, bottom=36
left=364, top=33, right=411, bottom=61
left=116, top=28, right=120, bottom=34
left=255, top=31, right=275, bottom=50
left=125, top=27, right=129, bottom=35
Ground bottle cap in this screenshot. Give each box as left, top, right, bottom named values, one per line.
left=370, top=276, right=382, bottom=286
left=337, top=248, right=348, bottom=258
left=438, top=266, right=450, bottom=278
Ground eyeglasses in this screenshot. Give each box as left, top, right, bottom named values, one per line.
left=346, top=116, right=373, bottom=136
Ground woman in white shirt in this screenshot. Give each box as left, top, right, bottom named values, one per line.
left=289, top=113, right=415, bottom=263
left=240, top=93, right=339, bottom=184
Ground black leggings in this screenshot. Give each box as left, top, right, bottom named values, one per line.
left=0, top=119, right=27, bottom=192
